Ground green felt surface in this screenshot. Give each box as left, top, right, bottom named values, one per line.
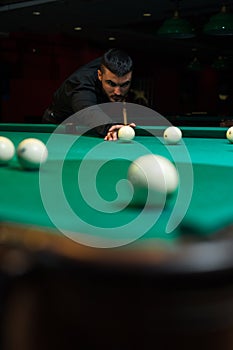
left=0, top=124, right=233, bottom=246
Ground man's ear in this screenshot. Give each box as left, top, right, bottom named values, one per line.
left=97, top=69, right=102, bottom=82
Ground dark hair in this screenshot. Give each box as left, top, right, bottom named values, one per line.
left=101, top=48, right=133, bottom=77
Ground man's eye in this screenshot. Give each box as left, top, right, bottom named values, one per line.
left=107, top=81, right=117, bottom=87
left=120, top=81, right=130, bottom=88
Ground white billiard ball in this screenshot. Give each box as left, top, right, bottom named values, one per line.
left=163, top=126, right=182, bottom=145
left=0, top=136, right=15, bottom=164
left=118, top=125, right=135, bottom=141
left=17, top=138, right=48, bottom=169
left=127, top=154, right=179, bottom=206
left=226, top=126, right=233, bottom=143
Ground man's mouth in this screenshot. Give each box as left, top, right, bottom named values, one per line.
left=112, top=95, right=123, bottom=102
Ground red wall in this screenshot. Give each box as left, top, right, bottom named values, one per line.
left=0, top=33, right=103, bottom=122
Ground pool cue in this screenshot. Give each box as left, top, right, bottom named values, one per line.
left=123, top=102, right=127, bottom=125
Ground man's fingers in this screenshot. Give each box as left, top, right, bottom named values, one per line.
left=105, top=123, right=136, bottom=141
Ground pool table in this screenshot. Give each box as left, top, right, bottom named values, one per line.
left=0, top=122, right=232, bottom=267
left=1, top=122, right=233, bottom=350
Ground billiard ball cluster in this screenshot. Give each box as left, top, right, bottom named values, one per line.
left=118, top=125, right=182, bottom=144
left=0, top=126, right=182, bottom=207
left=0, top=136, right=48, bottom=169
left=125, top=126, right=182, bottom=206
left=117, top=125, right=182, bottom=206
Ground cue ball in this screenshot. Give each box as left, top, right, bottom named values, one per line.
left=0, top=136, right=15, bottom=164
left=127, top=154, right=179, bottom=206
left=163, top=126, right=182, bottom=145
left=226, top=126, right=233, bottom=143
left=17, top=138, right=48, bottom=169
left=118, top=125, right=135, bottom=141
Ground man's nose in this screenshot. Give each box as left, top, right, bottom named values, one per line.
left=114, top=86, right=121, bottom=95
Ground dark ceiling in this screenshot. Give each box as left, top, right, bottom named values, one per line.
left=0, top=0, right=233, bottom=62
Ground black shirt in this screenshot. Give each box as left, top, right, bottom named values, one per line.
left=50, top=57, right=111, bottom=124
left=43, top=56, right=133, bottom=136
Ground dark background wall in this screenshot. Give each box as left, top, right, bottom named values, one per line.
left=0, top=32, right=232, bottom=123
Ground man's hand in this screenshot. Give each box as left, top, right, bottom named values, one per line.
left=104, top=123, right=136, bottom=141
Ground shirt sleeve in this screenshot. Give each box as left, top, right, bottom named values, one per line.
left=69, top=104, right=113, bottom=137
left=70, top=86, right=98, bottom=112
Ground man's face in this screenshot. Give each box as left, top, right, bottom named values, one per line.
left=98, top=67, right=132, bottom=102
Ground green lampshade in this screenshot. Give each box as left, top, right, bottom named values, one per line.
left=212, top=56, right=230, bottom=70
left=204, top=6, right=233, bottom=35
left=157, top=11, right=195, bottom=39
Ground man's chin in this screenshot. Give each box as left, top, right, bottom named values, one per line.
left=111, top=97, right=124, bottom=102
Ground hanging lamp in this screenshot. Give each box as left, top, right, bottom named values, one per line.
left=157, top=10, right=195, bottom=38
left=212, top=56, right=230, bottom=70
left=204, top=5, right=233, bottom=36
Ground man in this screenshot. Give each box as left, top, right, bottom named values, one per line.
left=42, top=48, right=135, bottom=140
